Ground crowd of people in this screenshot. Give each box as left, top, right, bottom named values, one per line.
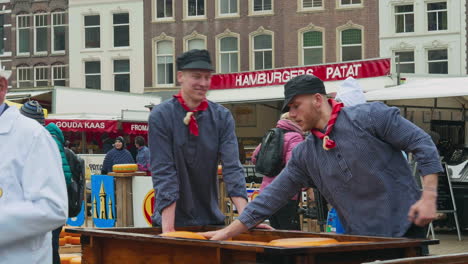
left=0, top=47, right=443, bottom=263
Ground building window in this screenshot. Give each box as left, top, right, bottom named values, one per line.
left=302, top=0, right=322, bottom=8
left=395, top=5, right=414, bottom=33
left=84, top=15, right=100, bottom=49
left=52, top=65, right=67, bottom=86
left=0, top=15, right=4, bottom=54
left=188, top=0, right=205, bottom=17
left=113, top=13, right=129, bottom=47
left=52, top=12, right=66, bottom=53
left=17, top=66, right=32, bottom=88
left=220, top=0, right=238, bottom=15
left=395, top=51, right=415, bottom=73
left=341, top=28, right=362, bottom=61
left=156, top=41, right=174, bottom=85
left=17, top=15, right=31, bottom=55
left=85, top=61, right=101, bottom=89
left=340, top=0, right=361, bottom=6
left=156, top=0, right=173, bottom=19
left=427, top=2, right=447, bottom=31
left=219, top=37, right=239, bottom=73
left=253, top=34, right=273, bottom=70
left=34, top=66, right=49, bottom=87
left=187, top=38, right=205, bottom=50
left=114, top=60, right=130, bottom=92
left=253, top=0, right=272, bottom=12
left=427, top=49, right=448, bottom=74
left=303, top=31, right=323, bottom=65
left=34, top=13, right=48, bottom=54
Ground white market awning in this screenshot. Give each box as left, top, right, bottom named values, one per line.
left=365, top=77, right=468, bottom=101
left=6, top=90, right=52, bottom=101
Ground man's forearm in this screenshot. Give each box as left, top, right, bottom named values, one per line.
left=421, top=173, right=438, bottom=200
left=161, top=202, right=176, bottom=233
left=231, top=196, right=248, bottom=215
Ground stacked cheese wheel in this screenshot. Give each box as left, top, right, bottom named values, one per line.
left=60, top=254, right=80, bottom=264
left=112, top=164, right=138, bottom=173
left=160, top=231, right=207, bottom=240
left=59, top=227, right=81, bottom=246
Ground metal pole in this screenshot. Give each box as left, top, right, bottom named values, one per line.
left=396, top=55, right=401, bottom=85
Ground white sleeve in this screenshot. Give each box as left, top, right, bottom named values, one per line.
left=0, top=130, right=68, bottom=246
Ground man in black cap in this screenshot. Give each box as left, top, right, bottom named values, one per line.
left=148, top=49, right=256, bottom=233
left=202, top=74, right=441, bottom=249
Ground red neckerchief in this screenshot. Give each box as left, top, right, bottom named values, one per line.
left=173, top=92, right=209, bottom=136
left=311, top=99, right=344, bottom=150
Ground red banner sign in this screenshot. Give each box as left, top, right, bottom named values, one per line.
left=122, top=122, right=148, bottom=135
left=45, top=119, right=118, bottom=133
left=210, top=58, right=391, bottom=90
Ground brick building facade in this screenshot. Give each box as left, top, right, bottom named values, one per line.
left=144, top=0, right=379, bottom=90
left=10, top=0, right=68, bottom=89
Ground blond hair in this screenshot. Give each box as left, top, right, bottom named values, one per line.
left=280, top=112, right=290, bottom=120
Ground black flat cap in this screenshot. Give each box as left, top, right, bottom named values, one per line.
left=176, top=49, right=214, bottom=71
left=282, top=75, right=326, bottom=113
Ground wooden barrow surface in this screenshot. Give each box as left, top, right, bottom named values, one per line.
left=363, top=253, right=468, bottom=264
left=66, top=226, right=438, bottom=264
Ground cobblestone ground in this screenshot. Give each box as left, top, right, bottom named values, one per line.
left=429, top=230, right=468, bottom=255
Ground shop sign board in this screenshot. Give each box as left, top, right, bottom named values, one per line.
left=45, top=119, right=118, bottom=133
left=122, top=122, right=148, bottom=135
left=211, top=58, right=391, bottom=90
left=132, top=176, right=154, bottom=227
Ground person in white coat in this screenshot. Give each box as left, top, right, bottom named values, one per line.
left=0, top=62, right=68, bottom=263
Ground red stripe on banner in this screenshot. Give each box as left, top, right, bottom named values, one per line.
left=121, top=122, right=148, bottom=135
left=210, top=58, right=391, bottom=90
left=45, top=119, right=118, bottom=133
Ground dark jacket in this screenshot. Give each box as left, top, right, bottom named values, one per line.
left=101, top=148, right=135, bottom=174
left=45, top=123, right=72, bottom=185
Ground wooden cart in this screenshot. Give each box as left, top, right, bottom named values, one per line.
left=66, top=226, right=437, bottom=264
left=363, top=253, right=468, bottom=264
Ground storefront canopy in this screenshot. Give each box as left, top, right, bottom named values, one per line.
left=365, top=77, right=468, bottom=101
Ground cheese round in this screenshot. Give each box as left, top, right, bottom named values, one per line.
left=160, top=231, right=207, bottom=240
left=70, top=257, right=82, bottom=264
left=112, top=164, right=138, bottom=173
left=267, top=237, right=339, bottom=248
left=69, top=237, right=81, bottom=245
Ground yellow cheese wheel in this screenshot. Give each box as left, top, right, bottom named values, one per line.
left=64, top=236, right=73, bottom=244
left=338, top=241, right=368, bottom=244
left=60, top=255, right=80, bottom=264
left=226, top=240, right=269, bottom=246
left=69, top=237, right=81, bottom=245
left=160, top=231, right=207, bottom=240
left=112, top=164, right=138, bottom=173
left=70, top=257, right=82, bottom=264
left=267, top=237, right=339, bottom=248
left=59, top=238, right=66, bottom=246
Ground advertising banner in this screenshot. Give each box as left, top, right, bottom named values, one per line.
left=78, top=154, right=105, bottom=180
left=210, top=58, right=391, bottom=90
left=91, top=175, right=116, bottom=228
left=122, top=122, right=148, bottom=135
left=132, top=176, right=154, bottom=227
left=45, top=119, right=118, bottom=133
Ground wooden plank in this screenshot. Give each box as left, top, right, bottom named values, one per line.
left=59, top=245, right=81, bottom=254
left=362, top=253, right=468, bottom=264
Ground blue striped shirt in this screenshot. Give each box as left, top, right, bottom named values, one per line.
left=238, top=102, right=443, bottom=237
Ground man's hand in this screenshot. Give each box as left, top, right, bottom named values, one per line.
left=408, top=191, right=437, bottom=226
left=161, top=202, right=176, bottom=233
left=199, top=220, right=248, bottom=240
left=254, top=223, right=274, bottom=230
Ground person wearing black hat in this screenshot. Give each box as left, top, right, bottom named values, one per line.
left=202, top=74, right=441, bottom=250
left=101, top=136, right=135, bottom=175
left=148, top=49, right=259, bottom=233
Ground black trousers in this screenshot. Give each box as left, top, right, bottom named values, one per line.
left=268, top=200, right=300, bottom=230
left=52, top=225, right=63, bottom=264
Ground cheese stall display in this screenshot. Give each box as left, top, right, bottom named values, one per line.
left=66, top=226, right=437, bottom=264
